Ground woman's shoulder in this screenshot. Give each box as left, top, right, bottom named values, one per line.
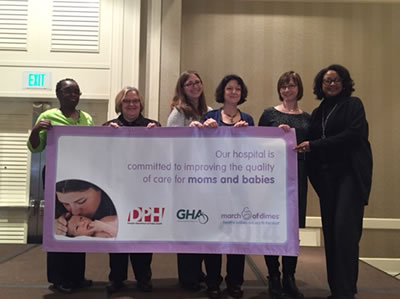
left=167, top=107, right=186, bottom=126
left=79, top=110, right=94, bottom=125
left=261, top=107, right=276, bottom=115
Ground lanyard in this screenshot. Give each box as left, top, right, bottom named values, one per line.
left=321, top=104, right=337, bottom=139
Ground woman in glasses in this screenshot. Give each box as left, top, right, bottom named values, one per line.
left=103, top=86, right=160, bottom=128
left=258, top=71, right=310, bottom=299
left=27, top=78, right=93, bottom=294
left=167, top=70, right=211, bottom=291
left=294, top=64, right=372, bottom=299
left=167, top=70, right=210, bottom=127
left=103, top=87, right=160, bottom=295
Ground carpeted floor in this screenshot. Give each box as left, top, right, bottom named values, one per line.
left=0, top=245, right=399, bottom=298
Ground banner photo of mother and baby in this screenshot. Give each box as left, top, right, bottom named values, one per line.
left=43, top=126, right=299, bottom=256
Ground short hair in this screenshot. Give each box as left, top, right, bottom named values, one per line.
left=114, top=87, right=144, bottom=114
left=215, top=74, right=248, bottom=105
left=170, top=70, right=208, bottom=120
left=56, top=179, right=100, bottom=194
left=277, top=71, right=304, bottom=101
left=55, top=78, right=79, bottom=99
left=313, top=64, right=355, bottom=100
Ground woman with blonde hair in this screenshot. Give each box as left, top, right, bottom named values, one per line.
left=103, top=86, right=159, bottom=294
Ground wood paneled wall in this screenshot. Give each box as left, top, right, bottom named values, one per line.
left=175, top=0, right=400, bottom=256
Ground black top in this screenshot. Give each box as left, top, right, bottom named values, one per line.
left=103, top=114, right=161, bottom=127
left=308, top=96, right=373, bottom=204
left=258, top=107, right=311, bottom=144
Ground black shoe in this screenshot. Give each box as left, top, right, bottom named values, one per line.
left=137, top=280, right=153, bottom=292
left=199, top=271, right=206, bottom=283
left=106, top=281, right=126, bottom=294
left=51, top=283, right=73, bottom=294
left=283, top=275, right=304, bottom=299
left=73, top=279, right=93, bottom=289
left=227, top=285, right=243, bottom=298
left=207, top=285, right=221, bottom=299
left=180, top=282, right=202, bottom=291
left=268, top=276, right=285, bottom=299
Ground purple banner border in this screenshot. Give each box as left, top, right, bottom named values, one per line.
left=43, top=126, right=299, bottom=255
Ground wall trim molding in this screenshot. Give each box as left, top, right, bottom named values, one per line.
left=360, top=258, right=400, bottom=278
left=306, top=216, right=400, bottom=230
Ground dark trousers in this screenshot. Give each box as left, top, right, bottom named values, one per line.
left=204, top=254, right=245, bottom=288
left=109, top=253, right=152, bottom=283
left=264, top=255, right=298, bottom=277
left=177, top=253, right=204, bottom=285
left=310, top=168, right=364, bottom=297
left=47, top=252, right=85, bottom=285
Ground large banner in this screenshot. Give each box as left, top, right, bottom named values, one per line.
left=43, top=126, right=299, bottom=255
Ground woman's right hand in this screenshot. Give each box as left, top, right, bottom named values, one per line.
left=203, top=118, right=218, bottom=128
left=32, top=119, right=52, bottom=133
left=54, top=213, right=69, bottom=235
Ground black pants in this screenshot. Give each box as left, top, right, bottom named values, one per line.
left=47, top=252, right=85, bottom=285
left=310, top=168, right=364, bottom=297
left=177, top=253, right=204, bottom=285
left=264, top=255, right=297, bottom=277
left=204, top=254, right=245, bottom=288
left=109, top=253, right=152, bottom=283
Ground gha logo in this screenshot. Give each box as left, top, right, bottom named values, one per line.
left=176, top=209, right=209, bottom=224
left=127, top=207, right=165, bottom=224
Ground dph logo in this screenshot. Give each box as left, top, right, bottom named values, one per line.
left=176, top=209, right=209, bottom=224
left=127, top=207, right=165, bottom=224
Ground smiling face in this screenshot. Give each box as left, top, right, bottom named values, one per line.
left=121, top=90, right=141, bottom=122
left=322, top=70, right=343, bottom=98
left=279, top=78, right=299, bottom=102
left=224, top=80, right=241, bottom=105
left=67, top=215, right=94, bottom=237
left=183, top=73, right=203, bottom=102
left=58, top=80, right=81, bottom=110
left=56, top=187, right=101, bottom=218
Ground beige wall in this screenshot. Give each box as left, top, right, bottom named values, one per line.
left=160, top=0, right=400, bottom=257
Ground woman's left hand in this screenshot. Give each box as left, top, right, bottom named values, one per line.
left=278, top=124, right=291, bottom=132
left=189, top=121, right=204, bottom=128
left=108, top=122, right=119, bottom=128
left=294, top=141, right=310, bottom=153
left=146, top=122, right=157, bottom=128
left=234, top=120, right=248, bottom=127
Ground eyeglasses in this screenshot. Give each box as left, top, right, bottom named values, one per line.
left=122, top=98, right=140, bottom=104
left=184, top=80, right=201, bottom=88
left=280, top=84, right=297, bottom=90
left=61, top=88, right=81, bottom=96
left=323, top=78, right=342, bottom=85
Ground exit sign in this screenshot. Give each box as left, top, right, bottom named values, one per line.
left=23, top=72, right=52, bottom=89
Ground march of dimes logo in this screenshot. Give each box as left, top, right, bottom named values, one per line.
left=127, top=207, right=165, bottom=224
left=221, top=207, right=280, bottom=223
left=176, top=209, right=209, bottom=224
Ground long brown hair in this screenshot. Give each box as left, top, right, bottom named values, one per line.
left=170, top=70, right=208, bottom=120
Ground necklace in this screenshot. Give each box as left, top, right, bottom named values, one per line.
left=321, top=104, right=337, bottom=139
left=222, top=109, right=239, bottom=123
left=281, top=104, right=299, bottom=113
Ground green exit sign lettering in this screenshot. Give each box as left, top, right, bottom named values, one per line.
left=23, top=72, right=52, bottom=89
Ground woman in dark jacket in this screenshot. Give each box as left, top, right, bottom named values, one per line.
left=295, top=64, right=372, bottom=299
left=103, top=87, right=160, bottom=294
